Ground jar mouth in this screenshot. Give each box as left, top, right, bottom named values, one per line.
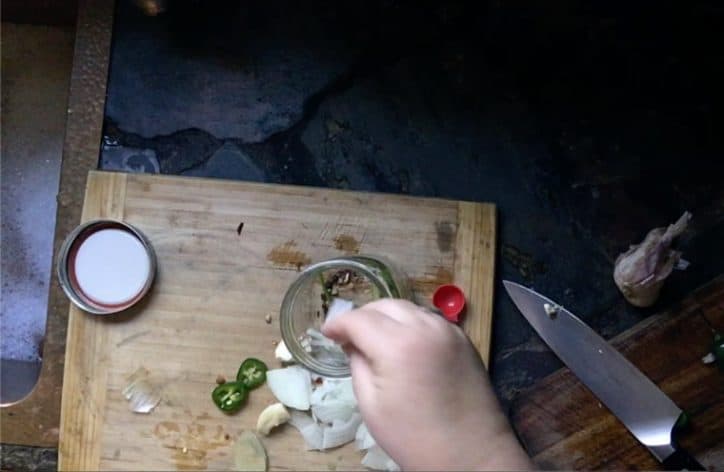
left=280, top=257, right=397, bottom=378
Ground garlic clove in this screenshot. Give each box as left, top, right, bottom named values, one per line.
left=256, top=403, right=291, bottom=436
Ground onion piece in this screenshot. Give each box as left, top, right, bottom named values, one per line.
left=274, top=340, right=294, bottom=363
left=267, top=366, right=312, bottom=410
left=288, top=410, right=323, bottom=450
left=312, top=400, right=357, bottom=424
left=355, top=423, right=375, bottom=451
left=232, top=431, right=267, bottom=471
left=122, top=367, right=161, bottom=414
left=310, top=377, right=355, bottom=406
left=326, top=298, right=355, bottom=324
left=361, top=446, right=400, bottom=472
left=321, top=413, right=362, bottom=450
left=306, top=328, right=337, bottom=348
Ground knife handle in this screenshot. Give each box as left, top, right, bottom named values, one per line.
left=661, top=449, right=706, bottom=471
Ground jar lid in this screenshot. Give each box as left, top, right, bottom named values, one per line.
left=58, top=220, right=156, bottom=314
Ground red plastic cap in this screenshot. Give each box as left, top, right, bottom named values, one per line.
left=432, top=284, right=466, bottom=323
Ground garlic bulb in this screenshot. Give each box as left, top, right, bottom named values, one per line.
left=613, top=212, right=691, bottom=307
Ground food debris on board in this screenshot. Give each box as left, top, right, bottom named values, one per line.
left=232, top=431, right=268, bottom=472
left=123, top=367, right=161, bottom=414
left=613, top=211, right=691, bottom=307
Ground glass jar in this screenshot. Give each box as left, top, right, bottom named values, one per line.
left=280, top=256, right=410, bottom=377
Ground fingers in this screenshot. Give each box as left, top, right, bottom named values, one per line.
left=346, top=346, right=376, bottom=402
left=362, top=298, right=438, bottom=324
left=322, top=306, right=401, bottom=358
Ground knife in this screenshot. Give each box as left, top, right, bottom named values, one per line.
left=503, top=280, right=705, bottom=470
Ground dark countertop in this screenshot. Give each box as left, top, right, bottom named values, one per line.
left=100, top=0, right=724, bottom=408
left=3, top=1, right=723, bottom=470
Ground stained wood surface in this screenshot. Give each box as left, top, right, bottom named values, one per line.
left=58, top=170, right=497, bottom=471
left=512, top=275, right=724, bottom=470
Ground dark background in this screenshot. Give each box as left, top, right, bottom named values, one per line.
left=100, top=0, right=724, bottom=410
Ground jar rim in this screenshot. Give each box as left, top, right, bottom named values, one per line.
left=279, top=256, right=398, bottom=377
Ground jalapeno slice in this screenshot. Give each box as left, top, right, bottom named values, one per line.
left=212, top=382, right=247, bottom=412
left=236, top=358, right=268, bottom=390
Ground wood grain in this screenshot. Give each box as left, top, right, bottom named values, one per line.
left=58, top=171, right=497, bottom=471
left=454, top=202, right=496, bottom=366
left=58, top=173, right=127, bottom=470
left=512, top=275, right=724, bottom=470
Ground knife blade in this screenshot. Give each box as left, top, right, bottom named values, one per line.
left=503, top=280, right=704, bottom=470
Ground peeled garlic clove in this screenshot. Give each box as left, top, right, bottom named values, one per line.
left=613, top=212, right=691, bottom=307
left=256, top=403, right=291, bottom=435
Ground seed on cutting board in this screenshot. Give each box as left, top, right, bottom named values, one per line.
left=216, top=375, right=226, bottom=385
left=265, top=314, right=273, bottom=324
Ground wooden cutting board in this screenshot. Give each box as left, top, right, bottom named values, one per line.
left=58, top=170, right=496, bottom=471
left=512, top=275, right=724, bottom=470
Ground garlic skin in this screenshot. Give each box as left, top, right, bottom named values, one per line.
left=232, top=431, right=267, bottom=472
left=613, top=212, right=691, bottom=307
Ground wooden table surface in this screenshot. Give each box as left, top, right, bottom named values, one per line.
left=512, top=275, right=724, bottom=470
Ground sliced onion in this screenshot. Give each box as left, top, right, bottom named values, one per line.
left=312, top=400, right=357, bottom=424
left=306, top=328, right=337, bottom=349
left=288, top=410, right=323, bottom=450
left=361, top=446, right=400, bottom=471
left=321, top=413, right=362, bottom=450
left=355, top=423, right=375, bottom=451
left=266, top=366, right=312, bottom=410
left=326, top=298, right=355, bottom=324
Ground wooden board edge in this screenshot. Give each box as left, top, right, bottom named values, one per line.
left=58, top=172, right=127, bottom=471
left=120, top=170, right=490, bottom=208
left=454, top=202, right=497, bottom=367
